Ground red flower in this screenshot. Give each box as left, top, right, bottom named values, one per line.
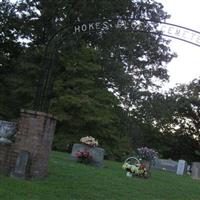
left=139, top=164, right=146, bottom=171
left=75, top=150, right=92, bottom=159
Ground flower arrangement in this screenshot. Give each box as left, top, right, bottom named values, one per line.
left=122, top=162, right=147, bottom=177
left=80, top=136, right=98, bottom=147
left=137, top=147, right=158, bottom=162
left=75, top=150, right=92, bottom=164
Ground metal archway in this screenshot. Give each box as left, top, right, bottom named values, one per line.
left=33, top=18, right=200, bottom=112
left=73, top=19, right=200, bottom=48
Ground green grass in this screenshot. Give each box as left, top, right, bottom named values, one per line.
left=0, top=151, right=200, bottom=200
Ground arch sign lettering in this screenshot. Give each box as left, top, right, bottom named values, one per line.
left=73, top=19, right=200, bottom=48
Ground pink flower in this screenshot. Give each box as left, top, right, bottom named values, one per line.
left=75, top=150, right=92, bottom=161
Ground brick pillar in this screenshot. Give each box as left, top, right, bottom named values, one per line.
left=14, top=109, right=57, bottom=178
left=0, top=144, right=17, bottom=174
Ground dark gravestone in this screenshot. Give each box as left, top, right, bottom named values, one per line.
left=90, top=146, right=104, bottom=165
left=71, top=143, right=105, bottom=167
left=11, top=150, right=30, bottom=179
left=191, top=162, right=200, bottom=180
left=153, top=158, right=178, bottom=173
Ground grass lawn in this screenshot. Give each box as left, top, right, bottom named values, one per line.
left=0, top=151, right=200, bottom=200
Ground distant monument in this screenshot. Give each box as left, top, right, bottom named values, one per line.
left=0, top=120, right=17, bottom=144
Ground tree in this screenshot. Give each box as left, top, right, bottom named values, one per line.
left=1, top=0, right=177, bottom=159
left=50, top=47, right=133, bottom=159
left=16, top=0, right=175, bottom=99
left=169, top=79, right=200, bottom=140
left=132, top=80, right=200, bottom=161
left=0, top=0, right=24, bottom=119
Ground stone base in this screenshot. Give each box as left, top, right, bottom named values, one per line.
left=71, top=143, right=105, bottom=167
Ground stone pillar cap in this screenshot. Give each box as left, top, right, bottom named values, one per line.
left=20, top=109, right=57, bottom=120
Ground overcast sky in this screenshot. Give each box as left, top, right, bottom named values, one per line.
left=158, top=0, right=200, bottom=90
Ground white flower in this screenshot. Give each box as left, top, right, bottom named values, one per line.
left=80, top=136, right=98, bottom=147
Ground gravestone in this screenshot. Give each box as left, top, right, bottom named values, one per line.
left=191, top=162, right=200, bottom=180
left=71, top=143, right=105, bottom=167
left=176, top=160, right=186, bottom=175
left=0, top=120, right=16, bottom=144
left=11, top=150, right=29, bottom=179
left=153, top=158, right=178, bottom=172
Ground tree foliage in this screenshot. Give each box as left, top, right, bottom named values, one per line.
left=133, top=79, right=200, bottom=161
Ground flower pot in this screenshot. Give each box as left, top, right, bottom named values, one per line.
left=142, top=160, right=151, bottom=171
left=126, top=172, right=132, bottom=177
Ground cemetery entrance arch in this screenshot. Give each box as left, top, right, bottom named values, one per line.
left=33, top=18, right=200, bottom=112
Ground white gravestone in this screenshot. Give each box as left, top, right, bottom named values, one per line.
left=176, top=160, right=186, bottom=175
left=0, top=120, right=16, bottom=144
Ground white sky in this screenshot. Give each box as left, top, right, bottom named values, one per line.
left=158, top=0, right=200, bottom=90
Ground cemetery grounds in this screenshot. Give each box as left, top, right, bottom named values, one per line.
left=0, top=151, right=200, bottom=200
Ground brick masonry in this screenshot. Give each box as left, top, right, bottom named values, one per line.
left=0, top=143, right=17, bottom=174
left=0, top=109, right=57, bottom=178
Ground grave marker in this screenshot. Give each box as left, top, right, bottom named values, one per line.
left=11, top=150, right=29, bottom=179
left=153, top=158, right=178, bottom=172
left=176, top=160, right=186, bottom=175
left=191, top=162, right=200, bottom=180
left=71, top=143, right=105, bottom=167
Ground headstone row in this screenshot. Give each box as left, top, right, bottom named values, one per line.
left=153, top=158, right=200, bottom=179
left=153, top=158, right=187, bottom=175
